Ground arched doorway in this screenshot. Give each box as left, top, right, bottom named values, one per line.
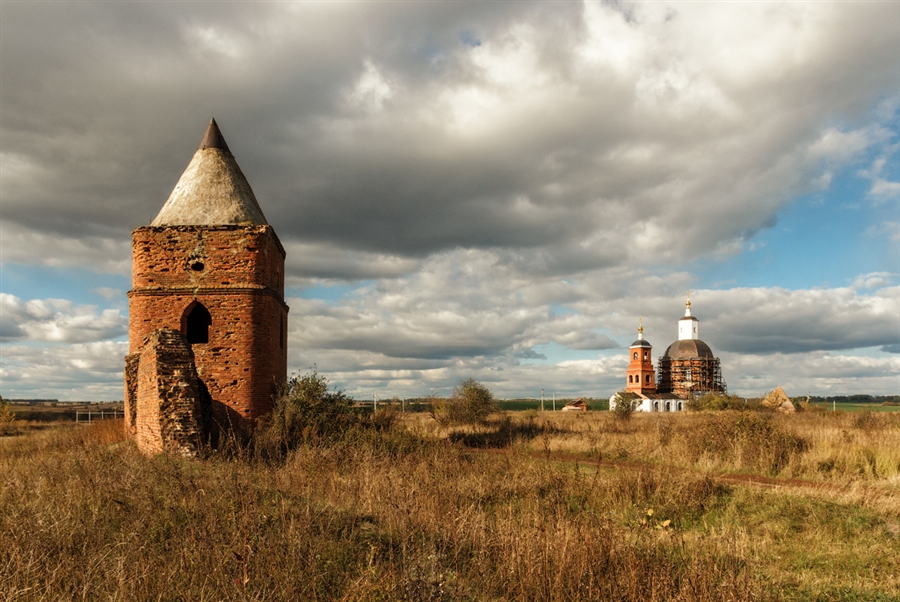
left=184, top=302, right=211, bottom=344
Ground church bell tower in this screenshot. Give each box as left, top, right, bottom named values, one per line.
left=626, top=319, right=656, bottom=394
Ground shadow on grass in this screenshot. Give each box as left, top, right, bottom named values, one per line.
left=448, top=416, right=569, bottom=448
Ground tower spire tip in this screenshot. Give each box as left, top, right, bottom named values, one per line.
left=198, top=118, right=231, bottom=153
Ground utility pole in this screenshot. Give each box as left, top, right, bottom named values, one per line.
left=541, top=389, right=544, bottom=412
left=552, top=393, right=556, bottom=411
left=374, top=392, right=377, bottom=413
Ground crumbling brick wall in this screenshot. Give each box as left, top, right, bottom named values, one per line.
left=128, top=328, right=206, bottom=457
left=124, top=354, right=140, bottom=436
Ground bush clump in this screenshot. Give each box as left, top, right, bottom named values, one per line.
left=431, top=378, right=497, bottom=426
left=256, top=369, right=357, bottom=459
left=0, top=396, right=14, bottom=435
left=611, top=391, right=640, bottom=421
left=688, top=393, right=754, bottom=411
left=680, top=412, right=809, bottom=474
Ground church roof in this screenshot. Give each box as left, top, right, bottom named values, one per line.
left=151, top=119, right=268, bottom=226
left=662, top=338, right=715, bottom=360
left=630, top=339, right=652, bottom=348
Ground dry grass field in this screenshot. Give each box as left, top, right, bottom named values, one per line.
left=1, top=409, right=898, bottom=601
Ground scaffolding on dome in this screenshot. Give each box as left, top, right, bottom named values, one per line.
left=657, top=356, right=727, bottom=399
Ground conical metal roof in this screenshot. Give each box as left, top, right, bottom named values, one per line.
left=151, top=119, right=268, bottom=226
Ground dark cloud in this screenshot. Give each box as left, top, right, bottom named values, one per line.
left=2, top=2, right=897, bottom=277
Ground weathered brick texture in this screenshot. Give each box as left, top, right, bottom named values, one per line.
left=129, top=328, right=206, bottom=457
left=124, top=353, right=140, bottom=435
left=126, top=224, right=288, bottom=447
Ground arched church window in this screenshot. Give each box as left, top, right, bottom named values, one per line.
left=185, top=302, right=212, bottom=344
left=633, top=352, right=638, bottom=360
left=645, top=374, right=651, bottom=384
left=665, top=401, right=671, bottom=412
left=643, top=351, right=648, bottom=360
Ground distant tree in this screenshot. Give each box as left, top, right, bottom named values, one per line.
left=431, top=378, right=497, bottom=426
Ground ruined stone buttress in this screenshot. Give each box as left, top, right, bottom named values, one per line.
left=124, top=119, right=288, bottom=455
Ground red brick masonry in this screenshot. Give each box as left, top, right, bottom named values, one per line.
left=126, top=328, right=205, bottom=456
left=125, top=224, right=288, bottom=453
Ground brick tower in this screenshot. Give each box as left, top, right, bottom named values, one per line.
left=625, top=319, right=656, bottom=394
left=126, top=119, right=288, bottom=449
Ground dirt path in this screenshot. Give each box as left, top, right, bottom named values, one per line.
left=473, top=446, right=899, bottom=509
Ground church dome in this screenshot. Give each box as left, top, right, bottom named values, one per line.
left=630, top=339, right=652, bottom=348
left=662, top=339, right=715, bottom=359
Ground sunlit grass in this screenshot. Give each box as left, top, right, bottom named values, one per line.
left=1, top=410, right=897, bottom=601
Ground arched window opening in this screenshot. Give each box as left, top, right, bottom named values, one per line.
left=665, top=401, right=671, bottom=412
left=185, top=303, right=211, bottom=345
left=654, top=402, right=659, bottom=412
left=645, top=374, right=651, bottom=384
left=643, top=351, right=648, bottom=360
left=677, top=401, right=683, bottom=411
left=633, top=352, right=638, bottom=360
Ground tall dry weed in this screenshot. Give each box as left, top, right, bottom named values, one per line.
left=1, top=420, right=759, bottom=601
left=676, top=412, right=809, bottom=475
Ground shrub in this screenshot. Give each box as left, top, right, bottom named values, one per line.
left=688, top=393, right=749, bottom=411
left=368, top=404, right=401, bottom=431
left=680, top=412, right=809, bottom=474
left=611, top=391, right=639, bottom=421
left=851, top=411, right=882, bottom=431
left=256, top=369, right=356, bottom=459
left=0, top=396, right=13, bottom=435
left=431, top=378, right=496, bottom=426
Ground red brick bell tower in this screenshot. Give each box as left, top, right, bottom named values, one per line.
left=626, top=319, right=656, bottom=394
left=126, top=119, right=288, bottom=441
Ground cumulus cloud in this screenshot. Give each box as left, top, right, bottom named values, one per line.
left=285, top=247, right=900, bottom=396
left=0, top=294, right=127, bottom=343
left=696, top=286, right=900, bottom=355
left=857, top=156, right=900, bottom=205
left=0, top=341, right=128, bottom=400
left=724, top=351, right=900, bottom=399
left=1, top=2, right=898, bottom=399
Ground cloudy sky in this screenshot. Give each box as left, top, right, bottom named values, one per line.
left=1, top=1, right=898, bottom=401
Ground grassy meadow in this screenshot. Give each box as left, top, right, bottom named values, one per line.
left=1, top=408, right=898, bottom=601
